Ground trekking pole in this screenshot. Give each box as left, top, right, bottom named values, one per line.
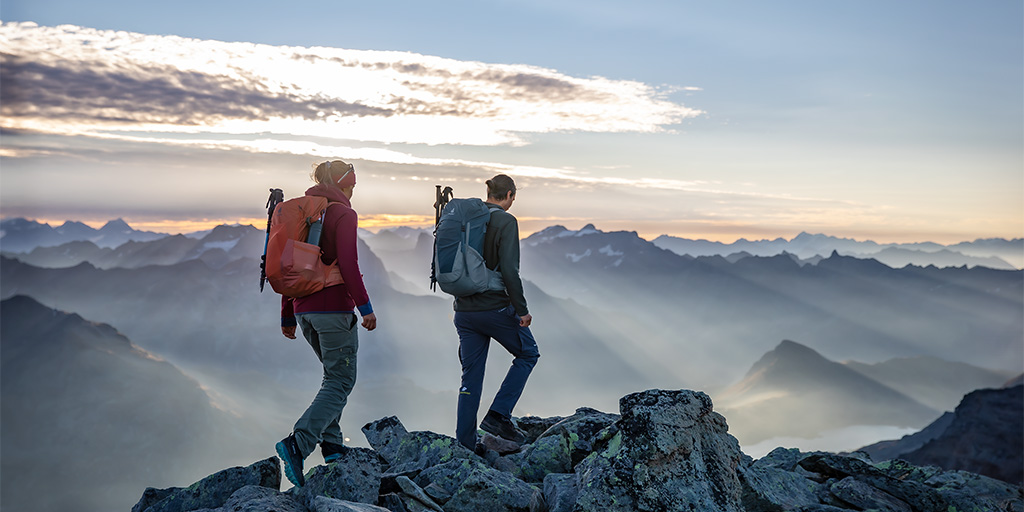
left=260, top=188, right=284, bottom=292
left=430, top=185, right=454, bottom=291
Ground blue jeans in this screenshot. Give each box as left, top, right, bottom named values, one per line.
left=454, top=306, right=540, bottom=448
left=293, top=313, right=358, bottom=458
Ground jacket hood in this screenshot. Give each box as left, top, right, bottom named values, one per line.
left=305, top=183, right=352, bottom=207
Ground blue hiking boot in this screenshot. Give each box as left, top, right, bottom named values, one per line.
left=276, top=434, right=305, bottom=487
left=321, top=441, right=348, bottom=464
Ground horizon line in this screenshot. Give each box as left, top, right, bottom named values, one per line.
left=2, top=215, right=1021, bottom=247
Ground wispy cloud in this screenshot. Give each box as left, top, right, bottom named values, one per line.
left=0, top=22, right=701, bottom=146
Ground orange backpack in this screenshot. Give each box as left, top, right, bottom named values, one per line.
left=263, top=193, right=344, bottom=298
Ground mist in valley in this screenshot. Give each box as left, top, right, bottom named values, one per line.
left=1, top=221, right=1021, bottom=512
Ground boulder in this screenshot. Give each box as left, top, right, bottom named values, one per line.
left=413, top=459, right=493, bottom=496
left=214, top=486, right=306, bottom=512
left=395, top=475, right=444, bottom=512
left=362, top=416, right=410, bottom=465
left=443, top=467, right=545, bottom=512
left=516, top=414, right=566, bottom=444
left=503, top=434, right=572, bottom=483
left=132, top=457, right=280, bottom=512
left=535, top=406, right=619, bottom=467
left=828, top=477, right=912, bottom=512
left=924, top=470, right=1024, bottom=512
left=738, top=463, right=821, bottom=511
left=573, top=389, right=745, bottom=512
left=307, top=496, right=393, bottom=512
left=385, top=431, right=480, bottom=474
left=543, top=473, right=579, bottom=512
left=295, top=447, right=382, bottom=506
left=799, top=454, right=949, bottom=512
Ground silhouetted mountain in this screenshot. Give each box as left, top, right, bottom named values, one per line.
left=844, top=356, right=1013, bottom=411
left=849, top=247, right=1015, bottom=270
left=522, top=225, right=1023, bottom=388
left=653, top=231, right=1022, bottom=269
left=860, top=385, right=1023, bottom=485
left=0, top=217, right=167, bottom=253
left=5, top=224, right=264, bottom=269
left=716, top=340, right=940, bottom=444
left=0, top=296, right=260, bottom=512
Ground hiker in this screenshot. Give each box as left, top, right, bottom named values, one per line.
left=453, top=174, right=540, bottom=450
left=275, top=160, right=377, bottom=488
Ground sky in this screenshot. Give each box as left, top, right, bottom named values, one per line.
left=1, top=1, right=1021, bottom=243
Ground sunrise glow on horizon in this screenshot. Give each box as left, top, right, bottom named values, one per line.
left=1, top=2, right=1021, bottom=246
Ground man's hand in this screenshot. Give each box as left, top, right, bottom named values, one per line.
left=519, top=313, right=532, bottom=328
left=361, top=312, right=377, bottom=331
left=281, top=325, right=297, bottom=339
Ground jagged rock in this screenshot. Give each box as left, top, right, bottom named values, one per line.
left=503, top=434, right=572, bottom=483
left=573, top=389, right=744, bottom=512
left=738, top=463, right=821, bottom=511
left=443, top=467, right=545, bottom=512
left=384, top=430, right=480, bottom=474
left=378, top=493, right=409, bottom=512
left=412, top=458, right=543, bottom=511
left=133, top=457, right=280, bottom=512
left=799, top=453, right=949, bottom=512
left=516, top=414, right=566, bottom=444
left=295, top=447, right=382, bottom=506
left=362, top=416, right=410, bottom=465
left=135, top=389, right=1024, bottom=512
left=543, top=473, right=579, bottom=512
left=308, top=495, right=392, bottom=512
left=793, top=506, right=854, bottom=512
left=924, top=470, right=1024, bottom=512
left=413, top=459, right=492, bottom=496
left=421, top=482, right=452, bottom=504
left=482, top=433, right=525, bottom=455
left=828, top=477, right=912, bottom=512
left=395, top=475, right=444, bottom=512
left=535, top=406, right=619, bottom=467
left=214, top=485, right=306, bottom=512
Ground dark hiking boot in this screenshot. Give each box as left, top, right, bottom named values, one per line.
left=276, top=434, right=305, bottom=487
left=480, top=410, right=525, bottom=445
left=321, top=441, right=348, bottom=464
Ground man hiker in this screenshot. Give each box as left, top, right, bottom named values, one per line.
left=454, top=174, right=540, bottom=450
left=276, top=160, right=377, bottom=487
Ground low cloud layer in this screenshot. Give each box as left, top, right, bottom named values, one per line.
left=0, top=22, right=700, bottom=145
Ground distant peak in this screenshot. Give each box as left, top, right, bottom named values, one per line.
left=774, top=339, right=815, bottom=354
left=101, top=218, right=132, bottom=230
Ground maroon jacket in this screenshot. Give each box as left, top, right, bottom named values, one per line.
left=281, top=184, right=373, bottom=326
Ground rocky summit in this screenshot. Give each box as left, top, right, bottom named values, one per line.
left=134, top=389, right=1024, bottom=512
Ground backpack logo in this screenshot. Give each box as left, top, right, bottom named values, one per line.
left=262, top=191, right=344, bottom=298
left=431, top=194, right=504, bottom=297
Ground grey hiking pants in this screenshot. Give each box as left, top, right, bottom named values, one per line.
left=293, top=312, right=358, bottom=458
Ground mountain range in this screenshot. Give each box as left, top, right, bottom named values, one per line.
left=0, top=295, right=264, bottom=512
left=1, top=218, right=1022, bottom=511
left=0, top=217, right=169, bottom=253
left=653, top=231, right=1024, bottom=269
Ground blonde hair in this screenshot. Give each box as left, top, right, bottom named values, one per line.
left=311, top=160, right=354, bottom=185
